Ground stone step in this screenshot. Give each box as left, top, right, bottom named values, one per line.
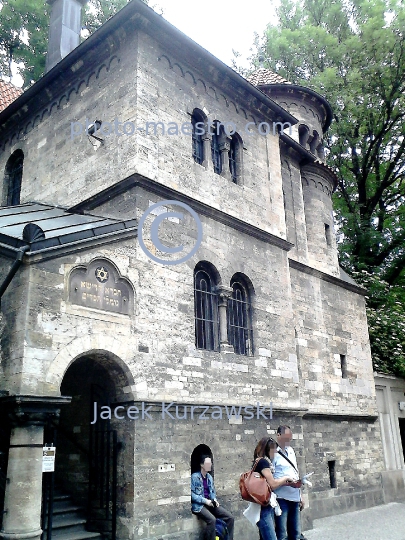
left=44, top=516, right=88, bottom=535
left=52, top=493, right=73, bottom=502
left=43, top=487, right=102, bottom=540
left=46, top=504, right=83, bottom=515
left=50, top=531, right=102, bottom=540
left=46, top=501, right=83, bottom=514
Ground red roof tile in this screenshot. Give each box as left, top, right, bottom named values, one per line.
left=0, top=80, right=23, bottom=114
left=247, top=68, right=291, bottom=86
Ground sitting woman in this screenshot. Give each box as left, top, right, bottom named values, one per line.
left=253, top=437, right=298, bottom=540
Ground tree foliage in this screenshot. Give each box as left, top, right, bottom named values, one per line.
left=245, top=0, right=405, bottom=376
left=0, top=0, right=50, bottom=85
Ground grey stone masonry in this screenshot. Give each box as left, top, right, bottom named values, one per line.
left=0, top=1, right=395, bottom=539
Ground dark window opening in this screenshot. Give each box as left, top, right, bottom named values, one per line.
left=399, top=418, right=405, bottom=463
left=328, top=460, right=337, bottom=488
left=340, top=354, right=347, bottom=379
left=317, top=143, right=325, bottom=160
left=191, top=110, right=205, bottom=165
left=229, top=133, right=242, bottom=184
left=309, top=130, right=320, bottom=154
left=211, top=121, right=222, bottom=175
left=228, top=278, right=253, bottom=356
left=194, top=268, right=219, bottom=351
left=325, top=223, right=332, bottom=246
left=4, top=149, right=24, bottom=206
left=298, top=124, right=310, bottom=148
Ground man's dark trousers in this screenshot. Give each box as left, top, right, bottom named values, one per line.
left=193, top=505, right=234, bottom=540
left=275, top=498, right=300, bottom=540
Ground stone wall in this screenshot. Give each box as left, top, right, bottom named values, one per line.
left=0, top=2, right=393, bottom=536
left=290, top=266, right=376, bottom=416
left=302, top=416, right=385, bottom=519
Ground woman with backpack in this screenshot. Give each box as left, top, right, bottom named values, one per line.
left=252, top=437, right=297, bottom=540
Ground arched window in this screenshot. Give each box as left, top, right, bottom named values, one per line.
left=229, top=133, right=242, bottom=184
left=194, top=265, right=219, bottom=351
left=309, top=130, right=320, bottom=154
left=227, top=276, right=253, bottom=356
left=191, top=109, right=206, bottom=165
left=4, top=150, right=24, bottom=206
left=210, top=121, right=222, bottom=175
left=317, top=142, right=325, bottom=160
left=298, top=125, right=310, bottom=148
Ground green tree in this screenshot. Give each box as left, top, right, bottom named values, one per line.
left=0, top=0, right=50, bottom=85
left=246, top=0, right=405, bottom=375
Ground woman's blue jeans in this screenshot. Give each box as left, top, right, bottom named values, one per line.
left=257, top=504, right=277, bottom=540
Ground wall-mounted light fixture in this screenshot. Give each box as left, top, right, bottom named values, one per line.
left=87, top=120, right=104, bottom=144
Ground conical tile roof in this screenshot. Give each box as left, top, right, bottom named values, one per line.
left=0, top=80, right=23, bottom=113
left=247, top=67, right=291, bottom=86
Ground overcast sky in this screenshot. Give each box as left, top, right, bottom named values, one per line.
left=154, top=0, right=278, bottom=69
left=10, top=0, right=278, bottom=86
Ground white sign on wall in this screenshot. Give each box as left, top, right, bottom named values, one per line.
left=42, top=446, right=56, bottom=472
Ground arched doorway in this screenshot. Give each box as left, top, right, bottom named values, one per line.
left=191, top=444, right=214, bottom=476
left=45, top=352, right=134, bottom=539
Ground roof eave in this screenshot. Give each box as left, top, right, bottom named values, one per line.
left=258, top=83, right=333, bottom=131
left=0, top=0, right=298, bottom=127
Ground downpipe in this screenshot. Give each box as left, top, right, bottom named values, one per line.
left=0, top=245, right=30, bottom=300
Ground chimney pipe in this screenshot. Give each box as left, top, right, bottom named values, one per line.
left=45, top=0, right=88, bottom=73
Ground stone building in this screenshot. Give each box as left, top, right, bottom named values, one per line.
left=0, top=0, right=403, bottom=539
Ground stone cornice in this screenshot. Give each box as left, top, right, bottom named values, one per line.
left=70, top=174, right=295, bottom=252
left=258, top=83, right=333, bottom=131
left=301, top=161, right=338, bottom=193
left=302, top=411, right=378, bottom=421
left=0, top=227, right=137, bottom=263
left=279, top=133, right=318, bottom=162
left=289, top=258, right=367, bottom=296
left=0, top=395, right=72, bottom=426
left=0, top=0, right=298, bottom=148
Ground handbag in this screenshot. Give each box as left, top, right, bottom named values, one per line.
left=239, top=457, right=271, bottom=506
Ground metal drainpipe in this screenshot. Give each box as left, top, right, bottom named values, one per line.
left=0, top=245, right=30, bottom=300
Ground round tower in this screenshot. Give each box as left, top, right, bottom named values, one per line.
left=247, top=64, right=332, bottom=161
left=300, top=161, right=339, bottom=275
left=247, top=65, right=339, bottom=276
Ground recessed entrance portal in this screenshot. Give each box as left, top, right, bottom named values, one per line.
left=43, top=352, right=134, bottom=540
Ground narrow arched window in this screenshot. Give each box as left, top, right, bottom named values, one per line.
left=228, top=277, right=253, bottom=355
left=191, top=110, right=206, bottom=165
left=309, top=130, right=320, bottom=154
left=4, top=150, right=24, bottom=206
left=211, top=121, right=222, bottom=175
left=194, top=267, right=219, bottom=351
left=317, top=142, right=325, bottom=160
left=229, top=133, right=242, bottom=184
left=298, top=125, right=310, bottom=148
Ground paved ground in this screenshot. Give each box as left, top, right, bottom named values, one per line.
left=303, top=502, right=405, bottom=540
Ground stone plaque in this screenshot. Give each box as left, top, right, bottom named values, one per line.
left=69, top=259, right=134, bottom=315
